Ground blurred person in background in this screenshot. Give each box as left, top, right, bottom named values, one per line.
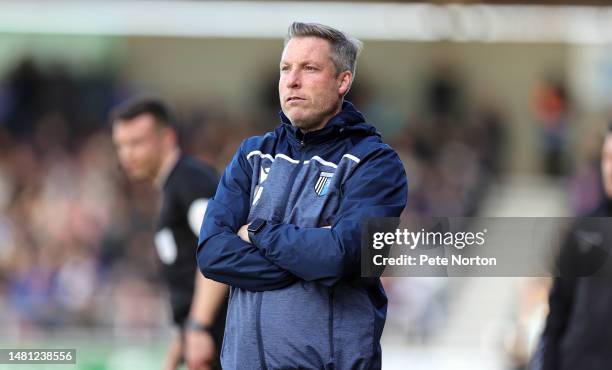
left=197, top=22, right=407, bottom=370
left=532, top=123, right=612, bottom=370
left=530, top=78, right=570, bottom=177
left=111, top=96, right=227, bottom=370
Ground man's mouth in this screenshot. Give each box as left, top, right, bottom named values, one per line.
left=286, top=96, right=306, bottom=102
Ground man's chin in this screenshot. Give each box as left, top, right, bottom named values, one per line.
left=286, top=113, right=314, bottom=130
left=125, top=170, right=150, bottom=182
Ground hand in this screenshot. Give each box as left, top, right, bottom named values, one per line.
left=239, top=224, right=328, bottom=242
left=238, top=224, right=250, bottom=243
left=163, top=334, right=182, bottom=370
left=185, top=329, right=216, bottom=370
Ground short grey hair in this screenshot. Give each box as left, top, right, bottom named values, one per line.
left=285, top=22, right=363, bottom=77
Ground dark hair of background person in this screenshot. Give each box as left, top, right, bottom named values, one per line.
left=110, top=96, right=176, bottom=129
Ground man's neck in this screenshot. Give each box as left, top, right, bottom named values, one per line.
left=154, top=147, right=181, bottom=189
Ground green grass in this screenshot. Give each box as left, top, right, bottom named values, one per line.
left=0, top=340, right=168, bottom=370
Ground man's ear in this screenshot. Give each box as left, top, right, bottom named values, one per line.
left=161, top=126, right=178, bottom=148
left=338, top=71, right=352, bottom=96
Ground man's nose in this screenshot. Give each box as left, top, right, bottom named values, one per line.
left=285, top=70, right=301, bottom=89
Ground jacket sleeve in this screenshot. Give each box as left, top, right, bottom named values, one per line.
left=197, top=141, right=297, bottom=291
left=535, top=278, right=574, bottom=370
left=250, top=147, right=407, bottom=287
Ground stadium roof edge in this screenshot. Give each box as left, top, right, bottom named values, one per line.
left=2, top=1, right=612, bottom=43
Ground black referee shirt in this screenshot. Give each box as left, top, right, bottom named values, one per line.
left=154, top=154, right=221, bottom=325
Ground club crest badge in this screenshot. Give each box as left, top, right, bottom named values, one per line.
left=314, top=171, right=334, bottom=196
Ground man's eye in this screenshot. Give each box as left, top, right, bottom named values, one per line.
left=280, top=66, right=290, bottom=72
left=305, top=66, right=317, bottom=71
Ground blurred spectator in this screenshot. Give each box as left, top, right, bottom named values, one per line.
left=531, top=78, right=571, bottom=177
left=425, top=62, right=466, bottom=123
left=568, top=127, right=605, bottom=215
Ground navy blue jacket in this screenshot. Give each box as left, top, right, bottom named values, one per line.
left=197, top=102, right=408, bottom=370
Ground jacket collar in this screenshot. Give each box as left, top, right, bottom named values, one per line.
left=279, top=101, right=377, bottom=146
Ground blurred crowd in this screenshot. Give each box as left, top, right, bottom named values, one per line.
left=0, top=59, right=165, bottom=339
left=0, top=55, right=541, bottom=352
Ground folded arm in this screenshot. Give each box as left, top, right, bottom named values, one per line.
left=250, top=148, right=407, bottom=287
left=197, top=142, right=296, bottom=291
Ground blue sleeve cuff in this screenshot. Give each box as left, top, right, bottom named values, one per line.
left=249, top=220, right=270, bottom=251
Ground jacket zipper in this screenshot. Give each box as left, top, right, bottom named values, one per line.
left=328, top=287, right=335, bottom=368
left=270, top=139, right=306, bottom=223
left=255, top=293, right=268, bottom=370
left=256, top=139, right=306, bottom=369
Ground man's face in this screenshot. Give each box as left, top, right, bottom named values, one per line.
left=279, top=37, right=351, bottom=132
left=602, top=135, right=612, bottom=198
left=112, top=113, right=166, bottom=182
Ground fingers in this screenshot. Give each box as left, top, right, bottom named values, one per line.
left=237, top=224, right=250, bottom=242
left=186, top=358, right=212, bottom=370
left=163, top=338, right=182, bottom=370
left=185, top=331, right=216, bottom=370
